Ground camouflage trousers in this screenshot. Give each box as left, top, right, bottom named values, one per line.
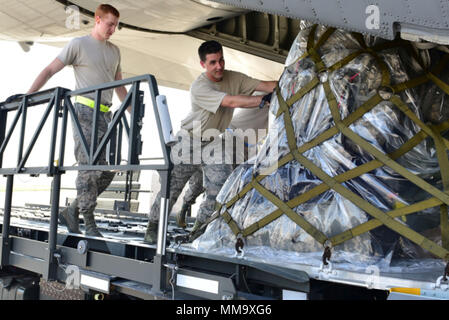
left=149, top=136, right=233, bottom=224
left=183, top=167, right=204, bottom=205
left=180, top=131, right=256, bottom=206
left=73, top=103, right=115, bottom=214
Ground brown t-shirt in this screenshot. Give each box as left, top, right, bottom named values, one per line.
left=181, top=70, right=260, bottom=140
left=57, top=35, right=121, bottom=105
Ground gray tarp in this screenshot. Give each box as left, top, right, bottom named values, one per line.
left=189, top=24, right=449, bottom=272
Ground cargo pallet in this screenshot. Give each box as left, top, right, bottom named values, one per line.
left=0, top=75, right=447, bottom=300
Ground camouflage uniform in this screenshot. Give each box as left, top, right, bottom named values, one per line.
left=149, top=135, right=233, bottom=224
left=54, top=33, right=122, bottom=237
left=145, top=67, right=262, bottom=243
left=198, top=159, right=233, bottom=222
left=180, top=125, right=265, bottom=209
left=182, top=167, right=204, bottom=206
left=73, top=103, right=115, bottom=216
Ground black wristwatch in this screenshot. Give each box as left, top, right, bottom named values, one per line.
left=259, top=92, right=272, bottom=109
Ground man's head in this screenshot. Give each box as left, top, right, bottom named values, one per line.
left=199, top=41, right=225, bottom=82
left=93, top=4, right=120, bottom=41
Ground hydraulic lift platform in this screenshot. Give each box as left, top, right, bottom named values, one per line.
left=1, top=75, right=447, bottom=300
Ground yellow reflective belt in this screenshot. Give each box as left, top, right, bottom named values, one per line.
left=75, top=96, right=110, bottom=113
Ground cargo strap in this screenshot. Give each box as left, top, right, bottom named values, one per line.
left=433, top=125, right=449, bottom=250
left=217, top=25, right=449, bottom=261
left=75, top=96, right=111, bottom=113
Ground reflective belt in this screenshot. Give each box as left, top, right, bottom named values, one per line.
left=75, top=96, right=110, bottom=113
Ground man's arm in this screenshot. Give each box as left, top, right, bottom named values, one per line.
left=221, top=94, right=264, bottom=109
left=114, top=71, right=130, bottom=112
left=220, top=80, right=278, bottom=109
left=27, top=58, right=65, bottom=94
left=255, top=80, right=278, bottom=93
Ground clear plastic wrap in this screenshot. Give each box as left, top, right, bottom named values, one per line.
left=187, top=26, right=449, bottom=274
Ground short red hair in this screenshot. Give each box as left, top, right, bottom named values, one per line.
left=95, top=4, right=120, bottom=19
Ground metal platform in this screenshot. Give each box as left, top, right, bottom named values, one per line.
left=1, top=204, right=448, bottom=300
left=0, top=204, right=311, bottom=299
left=1, top=75, right=447, bottom=300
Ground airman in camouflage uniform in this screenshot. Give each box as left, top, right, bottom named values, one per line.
left=26, top=4, right=128, bottom=237
left=144, top=40, right=277, bottom=244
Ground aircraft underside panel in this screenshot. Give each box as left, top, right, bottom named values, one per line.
left=210, top=0, right=449, bottom=45
left=192, top=23, right=449, bottom=290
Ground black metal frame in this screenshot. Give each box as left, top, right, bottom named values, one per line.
left=0, top=75, right=309, bottom=300
left=0, top=75, right=171, bottom=173
left=0, top=74, right=174, bottom=296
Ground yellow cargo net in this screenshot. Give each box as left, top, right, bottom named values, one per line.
left=216, top=25, right=449, bottom=261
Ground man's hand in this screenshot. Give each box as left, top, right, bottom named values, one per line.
left=4, top=94, right=24, bottom=104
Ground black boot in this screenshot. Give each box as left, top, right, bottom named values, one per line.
left=189, top=219, right=205, bottom=242
left=59, top=199, right=81, bottom=234
left=82, top=208, right=103, bottom=237
left=143, top=221, right=158, bottom=244
left=176, top=203, right=191, bottom=228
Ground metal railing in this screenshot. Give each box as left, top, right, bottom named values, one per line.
left=0, top=74, right=173, bottom=292
left=0, top=74, right=172, bottom=174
